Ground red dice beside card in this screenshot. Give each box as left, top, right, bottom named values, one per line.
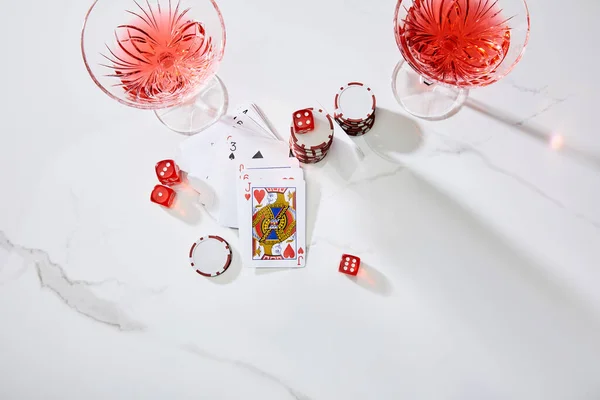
left=339, top=254, right=360, bottom=276
left=151, top=185, right=176, bottom=208
left=292, top=109, right=315, bottom=134
left=155, top=159, right=182, bottom=186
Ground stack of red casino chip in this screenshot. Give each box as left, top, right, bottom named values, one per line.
left=289, top=107, right=334, bottom=164
left=334, top=82, right=377, bottom=136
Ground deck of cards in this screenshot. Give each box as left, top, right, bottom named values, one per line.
left=178, top=104, right=306, bottom=268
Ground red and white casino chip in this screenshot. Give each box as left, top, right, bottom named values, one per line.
left=334, top=82, right=377, bottom=136
left=189, top=235, right=232, bottom=277
left=289, top=136, right=330, bottom=163
left=289, top=106, right=334, bottom=164
left=336, top=115, right=376, bottom=136
left=289, top=145, right=327, bottom=164
left=289, top=133, right=332, bottom=155
left=290, top=108, right=334, bottom=150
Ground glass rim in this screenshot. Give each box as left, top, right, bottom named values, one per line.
left=393, top=0, right=531, bottom=88
left=81, top=0, right=227, bottom=110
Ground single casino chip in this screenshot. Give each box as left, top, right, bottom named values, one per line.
left=189, top=235, right=233, bottom=277
left=336, top=120, right=374, bottom=131
left=337, top=112, right=375, bottom=123
left=295, top=154, right=326, bottom=164
left=336, top=115, right=375, bottom=128
left=334, top=82, right=376, bottom=122
left=292, top=152, right=325, bottom=163
left=337, top=122, right=371, bottom=131
left=343, top=126, right=372, bottom=134
left=292, top=147, right=326, bottom=158
left=289, top=146, right=326, bottom=163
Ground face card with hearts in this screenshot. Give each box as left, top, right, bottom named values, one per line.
left=238, top=178, right=306, bottom=268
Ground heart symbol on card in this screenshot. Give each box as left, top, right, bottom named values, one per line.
left=245, top=193, right=251, bottom=201
left=253, top=189, right=266, bottom=204
left=283, top=244, right=296, bottom=259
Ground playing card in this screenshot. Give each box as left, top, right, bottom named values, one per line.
left=177, top=122, right=221, bottom=175
left=234, top=104, right=278, bottom=140
left=236, top=167, right=303, bottom=248
left=238, top=178, right=306, bottom=268
left=177, top=104, right=292, bottom=229
left=239, top=167, right=304, bottom=185
left=218, top=133, right=292, bottom=228
left=251, top=104, right=281, bottom=141
left=178, top=120, right=278, bottom=222
left=176, top=122, right=226, bottom=216
left=225, top=106, right=275, bottom=141
left=242, top=157, right=300, bottom=171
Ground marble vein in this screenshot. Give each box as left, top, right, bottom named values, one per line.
left=64, top=189, right=81, bottom=266
left=183, top=344, right=312, bottom=400
left=346, top=166, right=405, bottom=189
left=428, top=136, right=600, bottom=231
left=505, top=80, right=571, bottom=127
left=322, top=166, right=406, bottom=202
left=0, top=230, right=145, bottom=331
left=508, top=82, right=550, bottom=96
left=515, top=97, right=568, bottom=126
left=309, top=236, right=374, bottom=256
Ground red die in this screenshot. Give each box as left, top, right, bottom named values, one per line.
left=150, top=185, right=176, bottom=208
left=293, top=109, right=315, bottom=134
left=339, top=254, right=360, bottom=276
left=155, top=159, right=182, bottom=186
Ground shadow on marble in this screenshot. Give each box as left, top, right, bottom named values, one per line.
left=466, top=98, right=600, bottom=169
left=341, top=167, right=600, bottom=386
left=346, top=262, right=393, bottom=297
left=305, top=175, right=322, bottom=247
left=185, top=173, right=219, bottom=215
left=164, top=184, right=203, bottom=225
left=254, top=267, right=305, bottom=276
left=364, top=108, right=424, bottom=163
left=326, top=134, right=363, bottom=181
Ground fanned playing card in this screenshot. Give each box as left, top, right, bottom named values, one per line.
left=235, top=103, right=280, bottom=140
left=178, top=103, right=295, bottom=230
left=238, top=178, right=306, bottom=268
left=218, top=135, right=292, bottom=228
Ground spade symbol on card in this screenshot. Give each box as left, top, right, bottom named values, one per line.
left=283, top=244, right=296, bottom=259
left=252, top=151, right=264, bottom=159
left=229, top=153, right=235, bottom=160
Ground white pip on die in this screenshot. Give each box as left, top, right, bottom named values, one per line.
left=339, top=254, right=360, bottom=276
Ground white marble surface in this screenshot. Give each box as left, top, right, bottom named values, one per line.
left=1, top=0, right=600, bottom=398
